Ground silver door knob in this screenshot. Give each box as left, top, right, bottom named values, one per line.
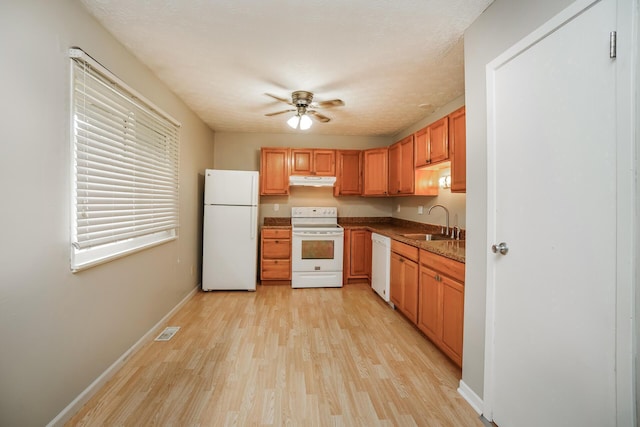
left=491, top=242, right=509, bottom=255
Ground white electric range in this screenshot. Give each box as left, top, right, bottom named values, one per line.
left=290, top=207, right=344, bottom=288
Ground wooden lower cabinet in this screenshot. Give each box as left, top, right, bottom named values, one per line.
left=343, top=229, right=372, bottom=284
left=417, top=266, right=441, bottom=341
left=260, top=228, right=291, bottom=283
left=441, top=277, right=464, bottom=361
left=390, top=241, right=419, bottom=324
left=417, top=249, right=464, bottom=367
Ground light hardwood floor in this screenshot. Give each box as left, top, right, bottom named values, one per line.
left=67, top=283, right=482, bottom=426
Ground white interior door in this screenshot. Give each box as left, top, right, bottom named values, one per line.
left=485, top=1, right=618, bottom=426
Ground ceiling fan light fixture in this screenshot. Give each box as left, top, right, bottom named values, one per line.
left=299, top=114, right=312, bottom=130
left=267, top=91, right=340, bottom=129
left=287, top=115, right=301, bottom=129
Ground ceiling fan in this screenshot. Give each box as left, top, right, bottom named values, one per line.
left=264, top=91, right=344, bottom=129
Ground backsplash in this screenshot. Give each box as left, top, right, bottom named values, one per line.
left=259, top=186, right=393, bottom=224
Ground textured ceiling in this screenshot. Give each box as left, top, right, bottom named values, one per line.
left=79, top=0, right=492, bottom=136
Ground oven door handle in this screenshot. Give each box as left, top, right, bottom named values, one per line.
left=293, top=231, right=344, bottom=238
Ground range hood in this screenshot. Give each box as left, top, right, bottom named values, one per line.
left=289, top=175, right=336, bottom=187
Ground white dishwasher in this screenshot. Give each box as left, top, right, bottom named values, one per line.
left=371, top=233, right=391, bottom=302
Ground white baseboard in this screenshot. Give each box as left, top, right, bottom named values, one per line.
left=458, top=380, right=484, bottom=415
left=47, top=285, right=200, bottom=427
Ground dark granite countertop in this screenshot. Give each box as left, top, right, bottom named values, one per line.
left=263, top=216, right=465, bottom=263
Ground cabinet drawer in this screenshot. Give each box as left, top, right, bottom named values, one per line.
left=261, top=259, right=291, bottom=279
left=391, top=240, right=419, bottom=262
left=419, top=249, right=464, bottom=282
left=262, top=239, right=290, bottom=259
left=262, top=228, right=291, bottom=239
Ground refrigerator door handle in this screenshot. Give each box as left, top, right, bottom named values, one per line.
left=251, top=174, right=258, bottom=206
left=250, top=206, right=257, bottom=239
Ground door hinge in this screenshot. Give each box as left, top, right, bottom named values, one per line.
left=609, top=31, right=617, bottom=58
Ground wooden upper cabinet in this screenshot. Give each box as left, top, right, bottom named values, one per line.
left=399, top=135, right=415, bottom=193
left=388, top=135, right=415, bottom=195
left=388, top=142, right=401, bottom=195
left=290, top=149, right=312, bottom=175
left=290, top=149, right=335, bottom=176
left=362, top=147, right=388, bottom=196
left=260, top=147, right=289, bottom=195
left=313, top=149, right=336, bottom=176
left=335, top=150, right=362, bottom=196
left=428, top=116, right=449, bottom=164
left=414, top=127, right=428, bottom=168
left=415, top=116, right=449, bottom=167
left=449, top=106, right=466, bottom=193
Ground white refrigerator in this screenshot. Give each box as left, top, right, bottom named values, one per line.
left=202, top=169, right=259, bottom=291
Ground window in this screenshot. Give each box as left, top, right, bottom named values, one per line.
left=69, top=48, right=180, bottom=272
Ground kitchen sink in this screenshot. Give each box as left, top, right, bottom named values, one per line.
left=401, top=233, right=453, bottom=241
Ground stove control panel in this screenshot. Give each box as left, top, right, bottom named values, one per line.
left=291, top=207, right=338, bottom=218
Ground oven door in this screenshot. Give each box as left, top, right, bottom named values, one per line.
left=291, top=229, right=344, bottom=273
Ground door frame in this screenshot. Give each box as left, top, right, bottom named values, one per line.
left=482, top=0, right=637, bottom=424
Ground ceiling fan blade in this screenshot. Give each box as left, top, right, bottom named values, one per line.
left=307, top=110, right=331, bottom=123
left=264, top=93, right=292, bottom=105
left=265, top=109, right=295, bottom=117
left=313, top=99, right=345, bottom=108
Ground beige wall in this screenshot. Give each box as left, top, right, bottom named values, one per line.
left=213, top=132, right=390, bottom=171
left=0, top=1, right=215, bottom=425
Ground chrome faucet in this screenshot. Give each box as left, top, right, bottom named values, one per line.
left=428, top=204, right=450, bottom=236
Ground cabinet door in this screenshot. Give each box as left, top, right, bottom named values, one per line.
left=363, top=148, right=388, bottom=196
left=349, top=230, right=368, bottom=276
left=418, top=265, right=442, bottom=343
left=388, top=142, right=401, bottom=195
left=260, top=148, right=289, bottom=195
left=313, top=149, right=336, bottom=176
left=449, top=106, right=466, bottom=193
left=390, top=252, right=403, bottom=307
left=290, top=149, right=313, bottom=175
left=441, top=276, right=464, bottom=366
left=403, top=258, right=419, bottom=324
left=414, top=127, right=429, bottom=168
left=399, top=135, right=415, bottom=194
left=335, top=150, right=362, bottom=196
left=427, top=116, right=449, bottom=164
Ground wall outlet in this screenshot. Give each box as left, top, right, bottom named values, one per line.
left=396, top=205, right=401, bottom=212
left=274, top=203, right=279, bottom=211
left=418, top=205, right=424, bottom=214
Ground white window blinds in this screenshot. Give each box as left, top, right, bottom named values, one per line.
left=70, top=48, right=180, bottom=272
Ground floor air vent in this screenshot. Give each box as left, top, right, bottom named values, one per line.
left=155, top=326, right=180, bottom=341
